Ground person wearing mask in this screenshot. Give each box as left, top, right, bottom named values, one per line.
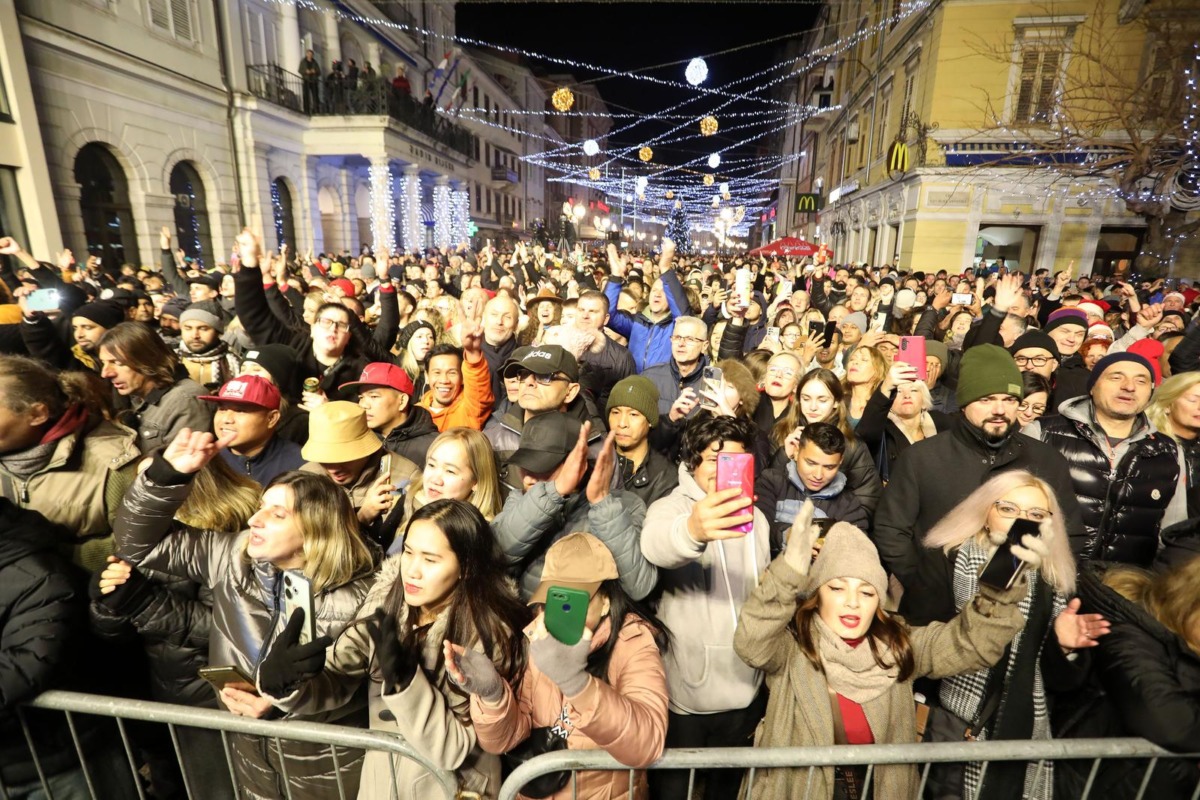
left=203, top=376, right=304, bottom=487
left=641, top=415, right=770, bottom=800
left=343, top=362, right=440, bottom=466
left=177, top=303, right=239, bottom=391
left=603, top=240, right=690, bottom=371
left=418, top=320, right=493, bottom=432
left=449, top=533, right=669, bottom=800
left=872, top=344, right=1084, bottom=626
left=98, top=322, right=212, bottom=454
left=107, top=429, right=377, bottom=800
left=257, top=500, right=530, bottom=799
left=733, top=503, right=1035, bottom=800
left=1024, top=352, right=1185, bottom=567
left=606, top=376, right=678, bottom=508
left=493, top=414, right=655, bottom=602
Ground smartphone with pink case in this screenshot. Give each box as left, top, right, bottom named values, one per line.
left=715, top=452, right=755, bottom=534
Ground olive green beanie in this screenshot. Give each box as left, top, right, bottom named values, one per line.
left=956, top=344, right=1024, bottom=407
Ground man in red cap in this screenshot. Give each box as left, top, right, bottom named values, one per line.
left=341, top=362, right=440, bottom=465
left=201, top=376, right=305, bottom=486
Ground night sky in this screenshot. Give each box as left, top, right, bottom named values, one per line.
left=455, top=3, right=819, bottom=167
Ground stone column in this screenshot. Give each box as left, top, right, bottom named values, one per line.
left=280, top=2, right=302, bottom=73
left=368, top=156, right=395, bottom=255
left=323, top=11, right=341, bottom=64
left=433, top=175, right=452, bottom=249
left=400, top=165, right=423, bottom=254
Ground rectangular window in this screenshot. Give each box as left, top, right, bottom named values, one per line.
left=0, top=168, right=29, bottom=253
left=0, top=60, right=11, bottom=122
left=876, top=90, right=891, bottom=157
left=900, top=71, right=916, bottom=130
left=148, top=0, right=195, bottom=42
left=472, top=87, right=479, bottom=108
left=1013, top=46, right=1062, bottom=123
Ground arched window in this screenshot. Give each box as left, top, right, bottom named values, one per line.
left=271, top=177, right=297, bottom=250
left=75, top=142, right=137, bottom=266
left=169, top=161, right=213, bottom=268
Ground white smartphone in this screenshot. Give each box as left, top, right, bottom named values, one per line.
left=282, top=570, right=316, bottom=646
left=735, top=269, right=752, bottom=308
left=951, top=293, right=973, bottom=305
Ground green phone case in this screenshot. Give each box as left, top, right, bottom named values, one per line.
left=544, top=586, right=590, bottom=645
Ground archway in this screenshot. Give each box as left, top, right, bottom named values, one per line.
left=318, top=184, right=343, bottom=254
left=75, top=142, right=138, bottom=266
left=271, top=177, right=297, bottom=250
left=170, top=161, right=214, bottom=268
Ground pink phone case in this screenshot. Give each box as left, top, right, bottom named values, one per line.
left=897, top=336, right=927, bottom=381
left=716, top=453, right=755, bottom=534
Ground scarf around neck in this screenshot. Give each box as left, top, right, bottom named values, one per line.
left=814, top=614, right=899, bottom=704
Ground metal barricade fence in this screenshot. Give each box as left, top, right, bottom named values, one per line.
left=497, top=739, right=1200, bottom=800
left=13, top=691, right=460, bottom=800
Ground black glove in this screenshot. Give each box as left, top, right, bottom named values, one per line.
left=258, top=608, right=333, bottom=698
left=88, top=561, right=154, bottom=617
left=366, top=608, right=420, bottom=693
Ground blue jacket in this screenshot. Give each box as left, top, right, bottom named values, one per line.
left=604, top=270, right=690, bottom=372
left=219, top=435, right=306, bottom=487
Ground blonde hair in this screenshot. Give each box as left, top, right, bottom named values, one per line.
left=245, top=471, right=376, bottom=593
left=410, top=428, right=504, bottom=520
left=843, top=345, right=889, bottom=395
left=925, top=470, right=1077, bottom=594
left=1104, top=560, right=1200, bottom=654
left=177, top=457, right=261, bottom=531
left=1146, top=371, right=1200, bottom=441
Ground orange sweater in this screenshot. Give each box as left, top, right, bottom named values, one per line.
left=420, top=355, right=494, bottom=431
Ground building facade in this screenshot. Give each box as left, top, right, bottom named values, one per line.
left=2, top=0, right=552, bottom=268
left=780, top=0, right=1198, bottom=277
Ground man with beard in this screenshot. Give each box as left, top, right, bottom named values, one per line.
left=871, top=344, right=1083, bottom=625
left=18, top=295, right=124, bottom=374
left=157, top=297, right=188, bottom=349
left=177, top=303, right=238, bottom=391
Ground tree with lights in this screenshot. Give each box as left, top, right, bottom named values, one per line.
left=963, top=2, right=1198, bottom=277
left=665, top=202, right=694, bottom=254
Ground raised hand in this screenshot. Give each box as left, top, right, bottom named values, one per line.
left=442, top=641, right=505, bottom=703
left=1053, top=597, right=1111, bottom=651
left=236, top=228, right=261, bottom=269
left=258, top=608, right=333, bottom=697
left=160, top=226, right=172, bottom=250
left=366, top=609, right=420, bottom=693
left=993, top=273, right=1023, bottom=312
left=161, top=428, right=234, bottom=475
left=686, top=486, right=754, bottom=543
left=1137, top=302, right=1164, bottom=329
left=553, top=421, right=591, bottom=497
left=0, top=236, right=22, bottom=255
left=529, top=614, right=591, bottom=697
left=585, top=430, right=619, bottom=504
left=784, top=499, right=822, bottom=575
left=669, top=387, right=699, bottom=422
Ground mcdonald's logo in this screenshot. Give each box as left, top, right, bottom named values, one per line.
left=795, top=193, right=823, bottom=213
left=888, top=141, right=910, bottom=176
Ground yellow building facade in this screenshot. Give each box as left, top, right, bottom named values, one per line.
left=790, top=0, right=1199, bottom=278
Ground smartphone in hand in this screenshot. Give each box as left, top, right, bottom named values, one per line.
left=544, top=586, right=590, bottom=645
left=896, top=336, right=927, bottom=381
left=978, top=518, right=1041, bottom=590
left=282, top=570, right=316, bottom=645
left=700, top=366, right=724, bottom=409
left=715, top=452, right=755, bottom=534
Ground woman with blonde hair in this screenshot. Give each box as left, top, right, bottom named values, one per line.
left=856, top=361, right=950, bottom=481
left=1147, top=371, right=1200, bottom=517
left=842, top=345, right=889, bottom=428
left=922, top=470, right=1107, bottom=800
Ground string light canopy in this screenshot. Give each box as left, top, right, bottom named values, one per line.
left=700, top=116, right=719, bottom=136
left=686, top=57, right=709, bottom=86
left=639, top=146, right=654, bottom=162
left=552, top=87, right=574, bottom=112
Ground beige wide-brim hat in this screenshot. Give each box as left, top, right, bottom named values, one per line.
left=301, top=401, right=383, bottom=463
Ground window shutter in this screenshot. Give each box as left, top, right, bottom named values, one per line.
left=170, top=0, right=193, bottom=41
left=1034, top=50, right=1061, bottom=121
left=1015, top=49, right=1040, bottom=121
left=148, top=0, right=170, bottom=31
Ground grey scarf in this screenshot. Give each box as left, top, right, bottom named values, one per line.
left=814, top=614, right=899, bottom=704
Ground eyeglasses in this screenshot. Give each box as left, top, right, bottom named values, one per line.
left=767, top=367, right=798, bottom=379
left=315, top=317, right=350, bottom=332
left=671, top=335, right=706, bottom=345
left=513, top=369, right=569, bottom=386
left=993, top=501, right=1053, bottom=522
left=781, top=333, right=801, bottom=340
left=1013, top=355, right=1052, bottom=367
left=1018, top=402, right=1047, bottom=415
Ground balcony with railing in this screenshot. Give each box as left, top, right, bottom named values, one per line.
left=369, top=0, right=417, bottom=29
left=247, top=64, right=477, bottom=160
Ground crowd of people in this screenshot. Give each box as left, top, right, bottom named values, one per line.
left=0, top=227, right=1196, bottom=800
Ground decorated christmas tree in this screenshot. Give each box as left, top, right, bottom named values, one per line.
left=664, top=202, right=693, bottom=254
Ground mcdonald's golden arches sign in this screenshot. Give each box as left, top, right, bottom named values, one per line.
left=794, top=193, right=823, bottom=213
left=887, top=141, right=910, bottom=176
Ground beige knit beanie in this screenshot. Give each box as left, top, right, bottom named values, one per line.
left=808, top=522, right=888, bottom=598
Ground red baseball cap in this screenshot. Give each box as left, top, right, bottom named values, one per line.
left=199, top=376, right=281, bottom=410
left=339, top=362, right=415, bottom=395
left=330, top=278, right=356, bottom=297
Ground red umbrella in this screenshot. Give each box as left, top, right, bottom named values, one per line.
left=748, top=236, right=825, bottom=257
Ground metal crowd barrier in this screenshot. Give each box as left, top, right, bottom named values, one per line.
left=497, top=739, right=1200, bottom=800
left=14, top=691, right=460, bottom=800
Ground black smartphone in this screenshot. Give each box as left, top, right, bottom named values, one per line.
left=822, top=320, right=838, bottom=348
left=978, top=518, right=1041, bottom=590
left=809, top=320, right=825, bottom=339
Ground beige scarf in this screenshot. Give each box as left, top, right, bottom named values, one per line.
left=814, top=615, right=900, bottom=704
left=887, top=410, right=938, bottom=444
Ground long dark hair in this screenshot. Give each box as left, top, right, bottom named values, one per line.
left=583, top=578, right=670, bottom=681
left=384, top=499, right=530, bottom=692
left=791, top=592, right=915, bottom=683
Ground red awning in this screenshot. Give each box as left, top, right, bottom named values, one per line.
left=748, top=237, right=827, bottom=257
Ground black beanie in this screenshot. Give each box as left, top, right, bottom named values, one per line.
left=397, top=320, right=436, bottom=352
left=241, top=344, right=303, bottom=401
left=1086, top=352, right=1155, bottom=392
left=1009, top=330, right=1060, bottom=361
left=71, top=301, right=125, bottom=330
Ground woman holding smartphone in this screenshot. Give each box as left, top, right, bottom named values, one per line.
left=108, top=428, right=377, bottom=800
left=445, top=533, right=670, bottom=800
left=921, top=472, right=1107, bottom=800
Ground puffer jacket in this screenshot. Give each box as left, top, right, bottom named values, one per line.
left=733, top=555, right=1027, bottom=800
left=1027, top=397, right=1185, bottom=566
left=382, top=405, right=441, bottom=467
left=471, top=615, right=669, bottom=800
left=641, top=463, right=770, bottom=715
left=275, top=555, right=503, bottom=799
left=125, top=374, right=213, bottom=454
left=1055, top=567, right=1200, bottom=799
left=113, top=463, right=375, bottom=800
left=603, top=270, right=690, bottom=372
left=642, top=355, right=708, bottom=422
left=492, top=481, right=655, bottom=602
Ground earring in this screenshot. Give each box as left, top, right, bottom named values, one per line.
left=982, top=524, right=991, bottom=535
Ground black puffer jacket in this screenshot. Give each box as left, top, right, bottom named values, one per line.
left=1029, top=397, right=1182, bottom=567
left=381, top=405, right=440, bottom=467
left=1055, top=567, right=1200, bottom=800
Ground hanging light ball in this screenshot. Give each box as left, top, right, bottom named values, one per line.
left=588, top=168, right=600, bottom=180
left=552, top=87, right=575, bottom=112
left=665, top=190, right=675, bottom=199
left=723, top=192, right=732, bottom=201
left=685, top=58, right=709, bottom=86
left=582, top=139, right=600, bottom=157
left=635, top=175, right=648, bottom=192
left=699, top=116, right=719, bottom=136
left=703, top=174, right=715, bottom=186
left=675, top=200, right=683, bottom=210
left=718, top=182, right=730, bottom=194
left=711, top=196, right=720, bottom=208
left=638, top=146, right=654, bottom=162
left=708, top=153, right=721, bottom=169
